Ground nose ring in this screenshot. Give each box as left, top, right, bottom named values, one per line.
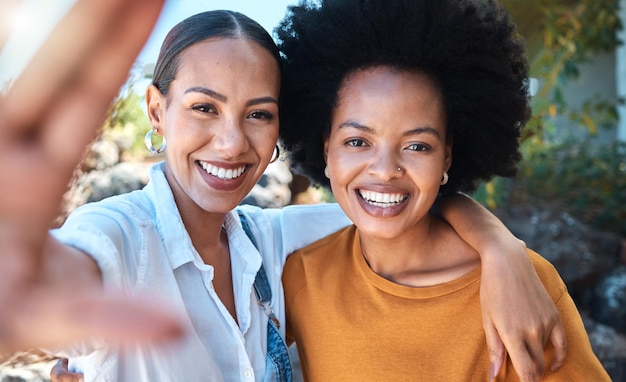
left=397, top=167, right=402, bottom=172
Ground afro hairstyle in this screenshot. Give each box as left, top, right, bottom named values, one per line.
left=276, top=0, right=530, bottom=193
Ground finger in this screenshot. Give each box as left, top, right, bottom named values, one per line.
left=44, top=0, right=166, bottom=169
left=1, top=0, right=128, bottom=135
left=548, top=319, right=567, bottom=372
left=0, top=0, right=164, bottom=241
left=525, top=334, right=547, bottom=381
left=483, top=319, right=505, bottom=380
left=505, top=338, right=543, bottom=382
left=50, top=358, right=84, bottom=382
left=1, top=0, right=163, bottom=140
left=2, top=290, right=184, bottom=353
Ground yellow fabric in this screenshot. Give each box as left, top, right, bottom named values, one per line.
left=283, top=225, right=610, bottom=382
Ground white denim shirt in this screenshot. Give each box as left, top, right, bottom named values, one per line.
left=51, top=162, right=350, bottom=382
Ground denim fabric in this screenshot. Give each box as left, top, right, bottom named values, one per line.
left=263, top=317, right=293, bottom=382
left=253, top=264, right=272, bottom=303
left=239, top=212, right=293, bottom=382
left=53, top=162, right=350, bottom=381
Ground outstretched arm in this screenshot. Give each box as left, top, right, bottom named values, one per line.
left=0, top=0, right=181, bottom=352
left=437, top=193, right=566, bottom=382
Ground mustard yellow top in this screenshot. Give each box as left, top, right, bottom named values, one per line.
left=284, top=225, right=610, bottom=381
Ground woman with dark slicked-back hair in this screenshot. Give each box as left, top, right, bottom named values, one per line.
left=152, top=10, right=282, bottom=97
left=0, top=2, right=573, bottom=381
left=278, top=0, right=610, bottom=380
left=45, top=10, right=310, bottom=381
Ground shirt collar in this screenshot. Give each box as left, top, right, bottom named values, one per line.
left=144, top=162, right=262, bottom=274
left=144, top=161, right=197, bottom=270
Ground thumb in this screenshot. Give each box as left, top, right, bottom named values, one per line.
left=484, top=319, right=505, bottom=381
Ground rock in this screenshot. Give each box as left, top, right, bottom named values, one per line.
left=495, top=204, right=623, bottom=305
left=582, top=312, right=626, bottom=381
left=495, top=202, right=626, bottom=378
left=80, top=139, right=120, bottom=172
left=0, top=352, right=56, bottom=382
left=83, top=161, right=150, bottom=203
left=241, top=160, right=293, bottom=208
left=55, top=161, right=151, bottom=226
left=591, top=266, right=626, bottom=334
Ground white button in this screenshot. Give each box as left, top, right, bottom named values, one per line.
left=244, top=368, right=253, bottom=378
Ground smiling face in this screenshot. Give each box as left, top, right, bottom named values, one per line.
left=147, top=37, right=280, bottom=215
left=324, top=66, right=451, bottom=240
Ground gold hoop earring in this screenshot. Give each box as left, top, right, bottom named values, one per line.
left=324, top=166, right=330, bottom=179
left=270, top=145, right=280, bottom=163
left=441, top=171, right=449, bottom=185
left=144, top=128, right=166, bottom=154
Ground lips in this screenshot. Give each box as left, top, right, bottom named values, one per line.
left=198, top=160, right=247, bottom=180
left=358, top=189, right=408, bottom=208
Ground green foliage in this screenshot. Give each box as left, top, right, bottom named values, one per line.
left=101, top=81, right=151, bottom=160
left=513, top=138, right=626, bottom=236
left=502, top=0, right=622, bottom=141
left=471, top=177, right=511, bottom=210
left=473, top=1, right=625, bottom=239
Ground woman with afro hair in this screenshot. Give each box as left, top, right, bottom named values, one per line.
left=278, top=0, right=610, bottom=380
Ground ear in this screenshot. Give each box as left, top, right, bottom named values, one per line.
left=323, top=135, right=330, bottom=164
left=146, top=85, right=165, bottom=128
left=444, top=140, right=453, bottom=172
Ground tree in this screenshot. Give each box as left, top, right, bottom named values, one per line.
left=501, top=0, right=622, bottom=140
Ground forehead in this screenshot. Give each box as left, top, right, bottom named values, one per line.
left=339, top=66, right=441, bottom=102
left=334, top=66, right=446, bottom=131
left=173, top=37, right=281, bottom=90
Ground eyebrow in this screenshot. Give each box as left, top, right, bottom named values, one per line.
left=338, top=121, right=441, bottom=137
left=186, top=87, right=226, bottom=102
left=185, top=86, right=278, bottom=107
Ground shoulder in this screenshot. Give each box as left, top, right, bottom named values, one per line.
left=237, top=202, right=347, bottom=224
left=527, top=249, right=568, bottom=302
left=286, top=226, right=355, bottom=268
left=237, top=203, right=351, bottom=256
left=64, top=190, right=153, bottom=230
left=283, top=226, right=356, bottom=302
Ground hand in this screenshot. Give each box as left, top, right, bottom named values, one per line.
left=480, top=238, right=567, bottom=382
left=50, top=358, right=84, bottom=382
left=0, top=0, right=182, bottom=352
left=436, top=194, right=567, bottom=381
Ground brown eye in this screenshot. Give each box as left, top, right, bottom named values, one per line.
left=248, top=111, right=274, bottom=120
left=346, top=138, right=367, bottom=147
left=191, top=104, right=215, bottom=113
left=406, top=143, right=430, bottom=152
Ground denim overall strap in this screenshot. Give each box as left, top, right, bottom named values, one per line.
left=253, top=264, right=272, bottom=304
left=238, top=211, right=293, bottom=382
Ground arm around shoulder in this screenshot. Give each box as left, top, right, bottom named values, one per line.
left=436, top=193, right=567, bottom=380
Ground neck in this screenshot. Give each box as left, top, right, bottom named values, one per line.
left=358, top=216, right=480, bottom=287
left=164, top=169, right=228, bottom=256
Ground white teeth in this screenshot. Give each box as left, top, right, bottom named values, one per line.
left=359, top=190, right=408, bottom=207
left=199, top=161, right=246, bottom=180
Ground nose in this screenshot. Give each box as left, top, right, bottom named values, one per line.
left=367, top=147, right=403, bottom=180
left=212, top=117, right=250, bottom=158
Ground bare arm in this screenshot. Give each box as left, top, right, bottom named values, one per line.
left=0, top=0, right=181, bottom=352
left=437, top=193, right=566, bottom=382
